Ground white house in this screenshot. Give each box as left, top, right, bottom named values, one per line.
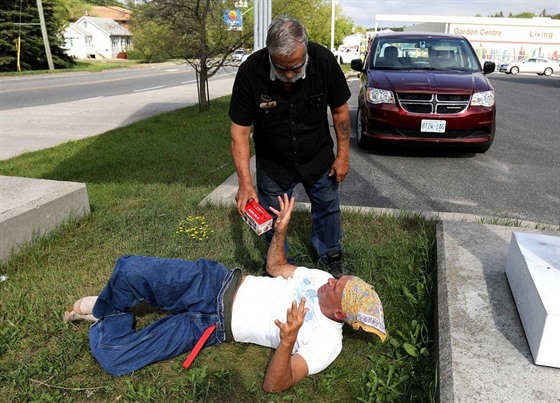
left=63, top=23, right=93, bottom=59
left=63, top=16, right=132, bottom=59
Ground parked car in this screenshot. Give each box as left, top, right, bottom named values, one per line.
left=232, top=49, right=246, bottom=62
left=351, top=32, right=496, bottom=153
left=334, top=46, right=361, bottom=64
left=498, top=58, right=559, bottom=76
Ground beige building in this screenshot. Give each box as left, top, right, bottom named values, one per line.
left=373, top=14, right=560, bottom=64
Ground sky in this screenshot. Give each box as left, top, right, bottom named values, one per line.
left=337, top=0, right=560, bottom=28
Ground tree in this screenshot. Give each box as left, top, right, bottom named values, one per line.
left=128, top=13, right=184, bottom=62
left=129, top=0, right=355, bottom=111
left=131, top=0, right=250, bottom=111
left=0, top=0, right=75, bottom=71
left=58, top=0, right=90, bottom=22
left=511, top=12, right=536, bottom=18
left=273, top=0, right=353, bottom=48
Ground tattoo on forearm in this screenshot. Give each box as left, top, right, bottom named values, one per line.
left=336, top=120, right=351, bottom=140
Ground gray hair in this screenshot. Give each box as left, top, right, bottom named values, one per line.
left=266, top=16, right=308, bottom=57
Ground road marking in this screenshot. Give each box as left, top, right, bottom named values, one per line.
left=133, top=86, right=166, bottom=92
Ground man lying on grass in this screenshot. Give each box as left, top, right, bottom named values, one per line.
left=64, top=194, right=386, bottom=393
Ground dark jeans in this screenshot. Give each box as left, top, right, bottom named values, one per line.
left=89, top=255, right=234, bottom=375
left=257, top=168, right=342, bottom=259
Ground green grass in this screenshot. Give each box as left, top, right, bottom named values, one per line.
left=0, top=97, right=437, bottom=402
left=0, top=59, right=144, bottom=77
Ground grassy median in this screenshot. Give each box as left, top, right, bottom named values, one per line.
left=0, top=97, right=437, bottom=402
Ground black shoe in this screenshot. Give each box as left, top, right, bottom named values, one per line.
left=317, top=252, right=348, bottom=278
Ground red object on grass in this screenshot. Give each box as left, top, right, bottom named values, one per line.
left=182, top=324, right=217, bottom=369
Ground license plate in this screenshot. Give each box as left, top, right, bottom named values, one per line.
left=421, top=119, right=446, bottom=133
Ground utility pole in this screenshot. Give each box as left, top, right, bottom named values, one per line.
left=36, top=0, right=54, bottom=70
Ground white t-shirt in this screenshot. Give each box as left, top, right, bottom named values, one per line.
left=231, top=267, right=343, bottom=375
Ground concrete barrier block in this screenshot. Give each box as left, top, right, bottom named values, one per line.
left=505, top=232, right=560, bottom=368
left=0, top=176, right=90, bottom=262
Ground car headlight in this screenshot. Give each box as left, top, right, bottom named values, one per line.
left=471, top=90, right=495, bottom=107
left=366, top=88, right=395, bottom=104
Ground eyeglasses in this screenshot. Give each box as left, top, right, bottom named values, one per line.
left=269, top=54, right=308, bottom=73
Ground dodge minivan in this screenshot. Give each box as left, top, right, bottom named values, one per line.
left=351, top=33, right=496, bottom=153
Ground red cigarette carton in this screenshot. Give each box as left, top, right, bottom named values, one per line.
left=243, top=200, right=273, bottom=235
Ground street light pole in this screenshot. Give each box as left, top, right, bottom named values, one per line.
left=253, top=0, right=271, bottom=52
left=330, top=0, right=336, bottom=51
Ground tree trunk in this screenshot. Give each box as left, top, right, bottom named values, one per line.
left=197, top=0, right=210, bottom=111
left=197, top=64, right=210, bottom=112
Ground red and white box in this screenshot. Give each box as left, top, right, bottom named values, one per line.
left=243, top=200, right=273, bottom=235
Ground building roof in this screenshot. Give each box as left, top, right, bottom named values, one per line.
left=66, top=22, right=91, bottom=37
left=77, top=16, right=131, bottom=36
left=89, top=6, right=132, bottom=22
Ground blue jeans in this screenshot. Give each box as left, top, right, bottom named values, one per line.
left=257, top=168, right=342, bottom=259
left=89, top=255, right=234, bottom=376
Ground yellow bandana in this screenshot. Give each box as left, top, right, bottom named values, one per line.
left=341, top=276, right=386, bottom=342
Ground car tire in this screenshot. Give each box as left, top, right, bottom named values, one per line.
left=473, top=121, right=495, bottom=153
left=510, top=66, right=519, bottom=75
left=355, top=108, right=369, bottom=149
left=543, top=67, right=553, bottom=76
left=473, top=140, right=493, bottom=153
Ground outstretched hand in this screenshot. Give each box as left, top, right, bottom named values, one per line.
left=274, top=297, right=308, bottom=347
left=269, top=194, right=295, bottom=235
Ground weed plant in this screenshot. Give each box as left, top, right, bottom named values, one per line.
left=0, top=97, right=436, bottom=402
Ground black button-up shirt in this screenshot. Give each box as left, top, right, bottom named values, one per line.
left=229, top=42, right=351, bottom=187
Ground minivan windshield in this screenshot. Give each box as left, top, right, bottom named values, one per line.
left=370, top=37, right=481, bottom=72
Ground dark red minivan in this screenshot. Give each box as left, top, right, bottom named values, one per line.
left=351, top=32, right=496, bottom=153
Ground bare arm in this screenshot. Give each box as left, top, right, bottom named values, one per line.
left=231, top=121, right=258, bottom=214
left=266, top=194, right=297, bottom=279
left=262, top=298, right=310, bottom=393
left=329, top=102, right=351, bottom=183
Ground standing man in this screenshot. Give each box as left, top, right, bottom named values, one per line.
left=229, top=16, right=351, bottom=277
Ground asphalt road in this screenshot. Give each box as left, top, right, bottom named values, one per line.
left=294, top=73, right=560, bottom=226
left=0, top=63, right=239, bottom=110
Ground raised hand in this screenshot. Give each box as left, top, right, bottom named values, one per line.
left=274, top=297, right=309, bottom=346
left=269, top=193, right=295, bottom=236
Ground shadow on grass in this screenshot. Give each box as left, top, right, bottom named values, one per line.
left=38, top=98, right=234, bottom=187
